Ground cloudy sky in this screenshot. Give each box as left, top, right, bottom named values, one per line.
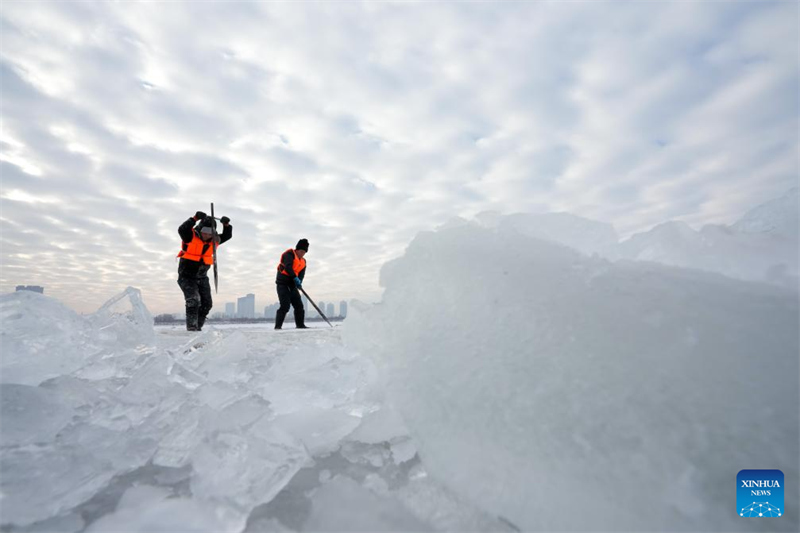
left=1, top=1, right=797, bottom=315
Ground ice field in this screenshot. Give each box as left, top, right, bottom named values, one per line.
left=1, top=289, right=512, bottom=532
left=1, top=195, right=798, bottom=531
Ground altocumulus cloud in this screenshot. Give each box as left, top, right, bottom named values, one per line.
left=1, top=1, right=796, bottom=313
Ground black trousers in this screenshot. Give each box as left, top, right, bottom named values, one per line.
left=275, top=283, right=305, bottom=328
left=178, top=261, right=212, bottom=330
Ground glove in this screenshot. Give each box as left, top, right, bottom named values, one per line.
left=294, top=277, right=302, bottom=288
left=194, top=211, right=207, bottom=220
left=220, top=216, right=230, bottom=225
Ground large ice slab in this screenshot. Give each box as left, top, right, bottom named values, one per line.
left=480, top=189, right=799, bottom=288
left=348, top=221, right=799, bottom=531
left=345, top=405, right=409, bottom=445
left=303, top=476, right=431, bottom=532
left=1, top=287, right=399, bottom=531
left=84, top=485, right=224, bottom=532
left=190, top=422, right=311, bottom=531
left=497, top=211, right=620, bottom=258
left=0, top=384, right=75, bottom=447
left=87, top=286, right=155, bottom=350
left=0, top=291, right=93, bottom=385
left=0, top=288, right=157, bottom=386
left=272, top=407, right=362, bottom=456
left=619, top=188, right=799, bottom=287
left=1, top=443, right=118, bottom=526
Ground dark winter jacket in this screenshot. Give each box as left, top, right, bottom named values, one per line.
left=275, top=249, right=306, bottom=286
left=177, top=217, right=232, bottom=278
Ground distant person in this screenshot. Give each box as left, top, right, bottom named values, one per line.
left=275, top=239, right=309, bottom=329
left=177, top=210, right=232, bottom=331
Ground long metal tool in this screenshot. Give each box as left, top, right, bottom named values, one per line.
left=298, top=286, right=334, bottom=327
left=210, top=202, right=219, bottom=294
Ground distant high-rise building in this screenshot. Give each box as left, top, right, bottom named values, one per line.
left=247, top=294, right=256, bottom=318
left=225, top=302, right=236, bottom=318
left=16, top=285, right=44, bottom=294
left=318, top=301, right=326, bottom=318
left=339, top=300, right=348, bottom=318
left=237, top=293, right=255, bottom=319
left=326, top=302, right=334, bottom=318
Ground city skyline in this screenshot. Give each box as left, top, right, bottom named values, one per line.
left=212, top=294, right=350, bottom=320
left=8, top=276, right=355, bottom=317
left=171, top=291, right=352, bottom=321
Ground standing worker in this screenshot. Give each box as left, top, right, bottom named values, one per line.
left=177, top=210, right=232, bottom=331
left=275, top=239, right=309, bottom=329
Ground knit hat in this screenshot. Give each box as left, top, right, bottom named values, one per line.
left=196, top=216, right=216, bottom=235
left=296, top=238, right=309, bottom=251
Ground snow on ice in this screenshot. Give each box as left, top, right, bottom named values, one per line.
left=1, top=192, right=798, bottom=531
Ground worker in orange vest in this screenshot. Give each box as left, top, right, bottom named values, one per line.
left=177, top=210, right=232, bottom=331
left=274, top=239, right=309, bottom=329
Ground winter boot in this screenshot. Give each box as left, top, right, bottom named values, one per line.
left=185, top=305, right=200, bottom=331
left=274, top=309, right=287, bottom=330
left=294, top=308, right=307, bottom=328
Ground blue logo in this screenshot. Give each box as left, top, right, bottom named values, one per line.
left=737, top=470, right=784, bottom=517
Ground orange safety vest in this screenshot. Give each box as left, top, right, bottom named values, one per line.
left=277, top=248, right=306, bottom=276
left=177, top=234, right=216, bottom=265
